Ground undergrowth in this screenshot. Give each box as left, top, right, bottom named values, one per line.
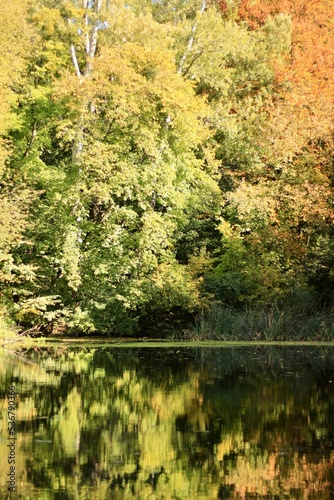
left=173, top=304, right=334, bottom=341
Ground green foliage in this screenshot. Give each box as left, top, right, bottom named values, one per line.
left=183, top=303, right=334, bottom=341
left=0, top=0, right=333, bottom=337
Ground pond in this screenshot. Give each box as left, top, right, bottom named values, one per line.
left=0, top=344, right=334, bottom=499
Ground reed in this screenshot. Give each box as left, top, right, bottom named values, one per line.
left=177, top=304, right=334, bottom=341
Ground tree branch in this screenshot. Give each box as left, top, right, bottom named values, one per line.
left=177, top=0, right=207, bottom=75
left=70, top=44, right=82, bottom=79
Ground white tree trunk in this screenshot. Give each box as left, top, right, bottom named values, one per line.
left=178, top=0, right=207, bottom=75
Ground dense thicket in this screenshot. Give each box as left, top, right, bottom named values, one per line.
left=1, top=0, right=333, bottom=336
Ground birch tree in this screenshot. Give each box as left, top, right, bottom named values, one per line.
left=10, top=0, right=220, bottom=333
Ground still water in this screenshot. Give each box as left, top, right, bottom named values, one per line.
left=0, top=344, right=334, bottom=499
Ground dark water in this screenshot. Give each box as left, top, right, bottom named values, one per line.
left=1, top=345, right=334, bottom=499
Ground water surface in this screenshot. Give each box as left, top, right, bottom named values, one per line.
left=0, top=345, right=334, bottom=499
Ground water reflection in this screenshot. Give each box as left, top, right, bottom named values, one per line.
left=0, top=345, right=334, bottom=499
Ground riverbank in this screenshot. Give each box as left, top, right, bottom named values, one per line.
left=175, top=305, right=334, bottom=342
left=1, top=304, right=334, bottom=346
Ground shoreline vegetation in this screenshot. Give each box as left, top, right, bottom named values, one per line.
left=1, top=303, right=334, bottom=347
left=1, top=1, right=334, bottom=342
left=178, top=305, right=334, bottom=342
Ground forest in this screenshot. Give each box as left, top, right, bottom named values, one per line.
left=0, top=0, right=334, bottom=339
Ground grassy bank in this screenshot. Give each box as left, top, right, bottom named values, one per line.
left=173, top=304, right=334, bottom=342
left=1, top=304, right=334, bottom=345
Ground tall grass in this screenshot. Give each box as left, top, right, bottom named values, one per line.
left=178, top=304, right=334, bottom=341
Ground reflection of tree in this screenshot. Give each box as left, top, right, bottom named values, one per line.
left=0, top=346, right=333, bottom=498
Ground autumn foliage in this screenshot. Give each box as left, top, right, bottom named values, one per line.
left=0, top=0, right=333, bottom=337
left=238, top=0, right=334, bottom=121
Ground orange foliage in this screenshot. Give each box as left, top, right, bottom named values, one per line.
left=237, top=0, right=334, bottom=113
left=219, top=1, right=334, bottom=279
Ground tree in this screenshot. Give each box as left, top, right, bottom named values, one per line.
left=0, top=0, right=39, bottom=325
left=7, top=0, right=220, bottom=334
left=232, top=0, right=334, bottom=304
left=2, top=0, right=334, bottom=335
